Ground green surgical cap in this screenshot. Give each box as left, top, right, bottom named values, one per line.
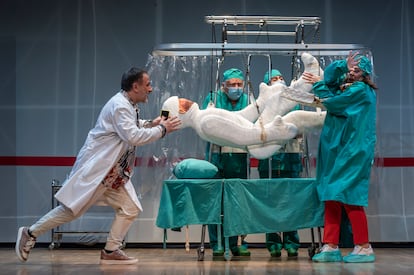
left=357, top=56, right=372, bottom=76
left=223, top=68, right=244, bottom=81
left=263, top=69, right=283, bottom=84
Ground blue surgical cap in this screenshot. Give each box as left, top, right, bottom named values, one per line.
left=263, top=69, right=283, bottom=84
left=357, top=56, right=373, bottom=76
left=223, top=68, right=244, bottom=81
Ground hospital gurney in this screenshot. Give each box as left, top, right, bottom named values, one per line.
left=156, top=178, right=323, bottom=260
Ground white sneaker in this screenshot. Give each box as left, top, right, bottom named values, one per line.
left=343, top=245, right=375, bottom=263
left=100, top=249, right=138, bottom=265
left=319, top=244, right=339, bottom=252
left=312, top=244, right=342, bottom=262
left=15, top=227, right=36, bottom=262
left=349, top=245, right=374, bottom=255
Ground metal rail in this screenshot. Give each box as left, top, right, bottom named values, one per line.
left=205, top=15, right=321, bottom=26
left=152, top=43, right=368, bottom=56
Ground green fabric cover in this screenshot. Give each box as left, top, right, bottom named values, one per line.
left=156, top=179, right=223, bottom=229
left=173, top=158, right=218, bottom=179
left=222, top=178, right=324, bottom=237
left=156, top=178, right=324, bottom=237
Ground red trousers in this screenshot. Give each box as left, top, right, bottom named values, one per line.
left=323, top=200, right=369, bottom=245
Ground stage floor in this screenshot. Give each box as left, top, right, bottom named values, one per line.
left=2, top=247, right=413, bottom=274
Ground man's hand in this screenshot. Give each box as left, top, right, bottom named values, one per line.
left=160, top=116, right=181, bottom=134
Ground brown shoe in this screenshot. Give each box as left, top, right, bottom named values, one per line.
left=100, top=249, right=138, bottom=265
left=15, top=227, right=36, bottom=262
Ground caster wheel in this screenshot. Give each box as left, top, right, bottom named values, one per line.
left=197, top=247, right=205, bottom=261
left=49, top=242, right=60, bottom=250
left=308, top=245, right=318, bottom=259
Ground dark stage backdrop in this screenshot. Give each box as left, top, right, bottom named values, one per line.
left=0, top=0, right=413, bottom=243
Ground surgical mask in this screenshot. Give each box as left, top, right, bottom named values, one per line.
left=271, top=79, right=286, bottom=86
left=227, top=87, right=243, bottom=100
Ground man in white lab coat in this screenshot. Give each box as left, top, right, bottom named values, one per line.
left=15, top=67, right=181, bottom=264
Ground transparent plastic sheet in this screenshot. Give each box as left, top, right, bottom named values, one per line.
left=136, top=51, right=380, bottom=202
left=137, top=51, right=380, bottom=185
left=135, top=55, right=215, bottom=202
left=69, top=51, right=386, bottom=244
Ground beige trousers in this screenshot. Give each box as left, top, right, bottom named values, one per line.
left=30, top=183, right=140, bottom=251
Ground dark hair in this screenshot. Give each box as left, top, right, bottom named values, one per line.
left=362, top=75, right=378, bottom=90
left=121, top=67, right=147, bottom=91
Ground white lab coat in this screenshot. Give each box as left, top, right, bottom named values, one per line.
left=55, top=92, right=163, bottom=215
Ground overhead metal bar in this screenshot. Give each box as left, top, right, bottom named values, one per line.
left=152, top=43, right=368, bottom=56
left=205, top=15, right=321, bottom=26
left=227, top=31, right=297, bottom=36
left=205, top=15, right=321, bottom=44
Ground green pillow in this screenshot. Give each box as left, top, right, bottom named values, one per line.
left=173, top=158, right=218, bottom=179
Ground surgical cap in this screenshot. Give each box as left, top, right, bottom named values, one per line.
left=223, top=68, right=244, bottom=81
left=263, top=69, right=283, bottom=84
left=357, top=56, right=373, bottom=76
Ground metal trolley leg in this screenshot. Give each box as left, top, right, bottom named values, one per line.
left=197, top=225, right=207, bottom=261
left=50, top=179, right=61, bottom=250
left=49, top=178, right=112, bottom=250
left=308, top=227, right=323, bottom=259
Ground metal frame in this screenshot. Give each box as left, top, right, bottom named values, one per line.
left=49, top=179, right=111, bottom=250
left=205, top=15, right=321, bottom=26
left=205, top=15, right=321, bottom=43
left=154, top=15, right=370, bottom=261
left=152, top=43, right=368, bottom=57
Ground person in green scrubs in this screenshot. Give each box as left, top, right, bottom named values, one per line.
left=258, top=69, right=302, bottom=258
left=202, top=68, right=250, bottom=257
left=303, top=52, right=377, bottom=263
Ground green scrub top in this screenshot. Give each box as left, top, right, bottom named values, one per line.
left=313, top=60, right=376, bottom=207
